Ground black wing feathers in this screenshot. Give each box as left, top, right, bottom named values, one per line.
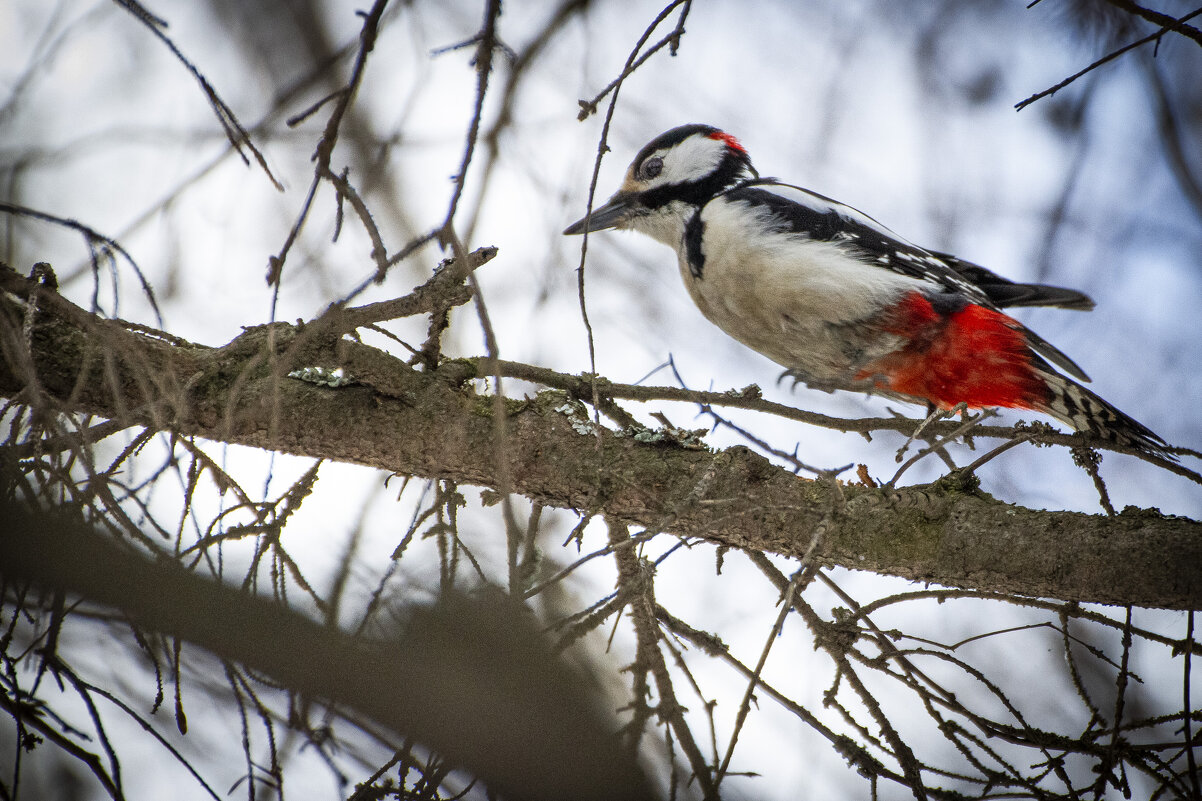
left=930, top=251, right=1095, bottom=311
left=720, top=181, right=1094, bottom=382
left=728, top=184, right=995, bottom=300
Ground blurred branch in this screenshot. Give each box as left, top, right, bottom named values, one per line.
left=0, top=499, right=655, bottom=801
left=432, top=0, right=526, bottom=559
left=464, top=0, right=592, bottom=242
left=1099, top=0, right=1202, bottom=45
left=1143, top=59, right=1202, bottom=224
left=0, top=689, right=123, bottom=801
left=440, top=0, right=504, bottom=235
left=1015, top=6, right=1202, bottom=110
left=1, top=263, right=1200, bottom=609
left=112, top=0, right=281, bottom=189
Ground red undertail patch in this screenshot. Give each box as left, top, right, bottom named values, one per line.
left=858, top=292, right=1051, bottom=411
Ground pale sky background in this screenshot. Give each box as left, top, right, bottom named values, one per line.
left=2, top=1, right=1200, bottom=799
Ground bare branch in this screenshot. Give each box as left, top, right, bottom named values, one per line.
left=1016, top=6, right=1202, bottom=110
left=268, top=0, right=389, bottom=288
left=1099, top=0, right=1202, bottom=45
left=111, top=0, right=281, bottom=189
left=0, top=502, right=655, bottom=801
left=2, top=268, right=1199, bottom=609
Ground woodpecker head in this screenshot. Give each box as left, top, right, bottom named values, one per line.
left=564, top=124, right=757, bottom=243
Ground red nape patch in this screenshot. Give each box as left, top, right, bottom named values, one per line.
left=708, top=130, right=746, bottom=154
left=858, top=293, right=1051, bottom=410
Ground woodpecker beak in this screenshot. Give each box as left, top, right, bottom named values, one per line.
left=563, top=193, right=637, bottom=235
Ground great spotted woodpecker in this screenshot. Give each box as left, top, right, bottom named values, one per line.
left=564, top=123, right=1169, bottom=456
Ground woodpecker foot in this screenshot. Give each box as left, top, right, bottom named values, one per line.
left=776, top=369, right=878, bottom=396
left=777, top=368, right=826, bottom=392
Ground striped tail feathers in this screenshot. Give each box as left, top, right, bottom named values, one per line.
left=1036, top=369, right=1173, bottom=459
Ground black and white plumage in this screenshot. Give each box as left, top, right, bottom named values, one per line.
left=564, top=124, right=1169, bottom=456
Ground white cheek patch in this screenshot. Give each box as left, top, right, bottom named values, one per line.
left=642, top=135, right=726, bottom=188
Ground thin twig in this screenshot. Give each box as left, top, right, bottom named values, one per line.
left=111, top=0, right=281, bottom=189
left=1015, top=6, right=1202, bottom=110
left=0, top=201, right=161, bottom=324
left=715, top=568, right=803, bottom=784
left=472, top=355, right=1202, bottom=479
left=268, top=0, right=389, bottom=291
left=569, top=0, right=694, bottom=451
left=1185, top=611, right=1200, bottom=800
left=1099, top=0, right=1202, bottom=45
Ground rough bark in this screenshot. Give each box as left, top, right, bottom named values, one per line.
left=2, top=264, right=1198, bottom=610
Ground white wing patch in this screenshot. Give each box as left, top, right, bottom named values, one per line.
left=721, top=181, right=988, bottom=301
left=752, top=183, right=913, bottom=246
left=621, top=134, right=730, bottom=192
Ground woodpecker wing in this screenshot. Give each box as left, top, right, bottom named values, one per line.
left=720, top=180, right=993, bottom=299
left=716, top=180, right=1092, bottom=382
left=927, top=251, right=1095, bottom=311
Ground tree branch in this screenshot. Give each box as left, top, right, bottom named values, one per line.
left=1015, top=6, right=1202, bottom=111
left=0, top=501, right=655, bottom=801
left=1100, top=0, right=1202, bottom=46
left=1, top=264, right=1199, bottom=609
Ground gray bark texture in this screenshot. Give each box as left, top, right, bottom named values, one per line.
left=2, top=262, right=1198, bottom=610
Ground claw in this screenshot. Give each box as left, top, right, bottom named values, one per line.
left=776, top=368, right=809, bottom=391
left=777, top=368, right=855, bottom=395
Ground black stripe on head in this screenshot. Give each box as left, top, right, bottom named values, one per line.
left=632, top=124, right=722, bottom=166
left=732, top=187, right=846, bottom=239
left=684, top=211, right=706, bottom=278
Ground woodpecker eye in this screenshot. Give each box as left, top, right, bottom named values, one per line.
left=640, top=156, right=663, bottom=180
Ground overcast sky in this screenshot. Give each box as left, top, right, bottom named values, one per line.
left=3, top=2, right=1200, bottom=799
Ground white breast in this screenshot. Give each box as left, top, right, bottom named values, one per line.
left=678, top=198, right=924, bottom=380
